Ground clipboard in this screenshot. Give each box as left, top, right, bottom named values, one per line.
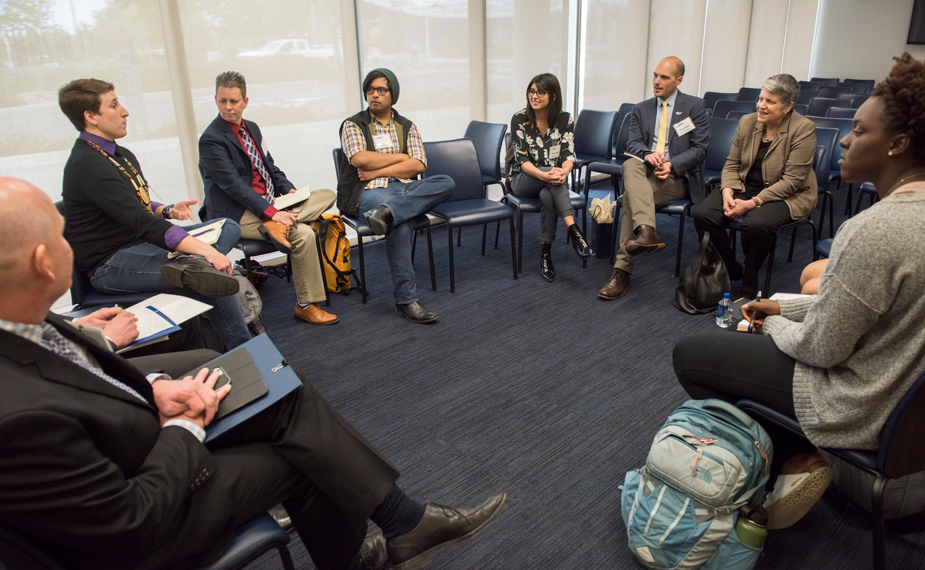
left=184, top=334, right=302, bottom=442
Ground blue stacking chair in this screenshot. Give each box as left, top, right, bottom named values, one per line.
left=702, top=117, right=740, bottom=191
left=726, top=110, right=748, bottom=122
left=702, top=91, right=738, bottom=116
left=736, top=87, right=762, bottom=101
left=0, top=514, right=295, bottom=570
left=817, top=86, right=852, bottom=99
left=571, top=109, right=619, bottom=196
left=423, top=138, right=517, bottom=292
left=855, top=181, right=879, bottom=214
left=807, top=97, right=842, bottom=117
left=792, top=103, right=809, bottom=116
left=583, top=113, right=633, bottom=200
left=843, top=78, right=876, bottom=92
left=796, top=90, right=818, bottom=105
left=815, top=237, right=832, bottom=259
left=610, top=192, right=692, bottom=277
left=798, top=80, right=822, bottom=92
left=331, top=149, right=435, bottom=304
left=837, top=92, right=870, bottom=108
left=713, top=100, right=757, bottom=120
left=811, top=77, right=840, bottom=87
left=736, top=368, right=925, bottom=570
left=464, top=120, right=508, bottom=249
left=826, top=107, right=856, bottom=119
left=808, top=119, right=852, bottom=238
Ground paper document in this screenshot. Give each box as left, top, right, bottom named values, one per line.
left=127, top=293, right=212, bottom=324
left=116, top=294, right=212, bottom=353
left=623, top=152, right=645, bottom=162
left=123, top=305, right=180, bottom=351
left=736, top=292, right=811, bottom=331
left=273, top=186, right=312, bottom=211
left=167, top=219, right=225, bottom=259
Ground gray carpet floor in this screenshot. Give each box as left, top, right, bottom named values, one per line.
left=239, top=182, right=925, bottom=570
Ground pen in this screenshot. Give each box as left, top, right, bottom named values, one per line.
left=191, top=228, right=213, bottom=238
left=747, top=290, right=762, bottom=333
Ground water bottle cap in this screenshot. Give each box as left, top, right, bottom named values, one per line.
left=723, top=292, right=730, bottom=298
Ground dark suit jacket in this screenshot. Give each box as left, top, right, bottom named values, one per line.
left=625, top=91, right=710, bottom=203
left=720, top=111, right=818, bottom=220
left=0, top=313, right=234, bottom=570
left=198, top=115, right=297, bottom=222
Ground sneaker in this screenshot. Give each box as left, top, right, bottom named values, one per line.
left=763, top=455, right=832, bottom=530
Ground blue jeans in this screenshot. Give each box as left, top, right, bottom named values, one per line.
left=90, top=219, right=251, bottom=350
left=358, top=175, right=455, bottom=304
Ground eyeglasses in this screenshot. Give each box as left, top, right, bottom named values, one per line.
left=365, top=87, right=390, bottom=96
left=528, top=89, right=549, bottom=98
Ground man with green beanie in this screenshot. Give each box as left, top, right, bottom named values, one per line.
left=338, top=69, right=455, bottom=324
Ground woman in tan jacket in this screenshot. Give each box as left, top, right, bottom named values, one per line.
left=693, top=74, right=817, bottom=298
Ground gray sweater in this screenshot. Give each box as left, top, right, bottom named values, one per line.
left=762, top=185, right=925, bottom=450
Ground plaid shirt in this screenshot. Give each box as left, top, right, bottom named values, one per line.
left=341, top=111, right=427, bottom=189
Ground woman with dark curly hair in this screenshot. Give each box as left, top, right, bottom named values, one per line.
left=509, top=73, right=592, bottom=282
left=673, top=53, right=925, bottom=530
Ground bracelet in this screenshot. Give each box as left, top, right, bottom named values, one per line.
left=752, top=197, right=761, bottom=208
left=163, top=204, right=173, bottom=219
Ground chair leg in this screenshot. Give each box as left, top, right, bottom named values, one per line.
left=675, top=211, right=686, bottom=278
left=494, top=220, right=501, bottom=249
left=582, top=206, right=587, bottom=269
left=427, top=226, right=436, bottom=291
left=447, top=224, right=456, bottom=293
left=313, top=236, right=330, bottom=307
left=610, top=201, right=621, bottom=267
left=509, top=218, right=518, bottom=280
left=764, top=233, right=777, bottom=294
left=358, top=238, right=367, bottom=304
left=276, top=544, right=296, bottom=570
left=481, top=223, right=487, bottom=256
left=457, top=226, right=462, bottom=247
left=517, top=209, right=524, bottom=274
left=845, top=182, right=855, bottom=217
left=788, top=227, right=798, bottom=262
left=871, top=474, right=889, bottom=570
left=817, top=191, right=828, bottom=240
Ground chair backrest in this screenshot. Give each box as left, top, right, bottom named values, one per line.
left=837, top=92, right=870, bottom=108
left=713, top=100, right=756, bottom=120
left=725, top=110, right=748, bottom=122
left=704, top=117, right=739, bottom=173
left=843, top=78, right=876, bottom=92
left=817, top=86, right=852, bottom=99
left=735, top=87, right=761, bottom=101
left=878, top=368, right=925, bottom=477
left=702, top=91, right=737, bottom=115
left=612, top=102, right=635, bottom=154
left=332, top=148, right=348, bottom=185
left=813, top=127, right=840, bottom=187
left=806, top=97, right=840, bottom=117
left=826, top=106, right=856, bottom=119
left=792, top=103, right=809, bottom=116
left=423, top=138, right=484, bottom=202
left=463, top=120, right=507, bottom=182
left=796, top=90, right=817, bottom=105
left=573, top=109, right=618, bottom=158
left=809, top=118, right=850, bottom=174
left=54, top=201, right=92, bottom=305
left=810, top=77, right=839, bottom=87
left=798, top=80, right=821, bottom=92
left=613, top=113, right=632, bottom=157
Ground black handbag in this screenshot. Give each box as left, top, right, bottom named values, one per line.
left=674, top=233, right=731, bottom=314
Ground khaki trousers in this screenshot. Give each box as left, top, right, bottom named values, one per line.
left=614, top=159, right=688, bottom=273
left=238, top=189, right=336, bottom=304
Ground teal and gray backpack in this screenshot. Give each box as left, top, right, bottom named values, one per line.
left=621, top=399, right=773, bottom=570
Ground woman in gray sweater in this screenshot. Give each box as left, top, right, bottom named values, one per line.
left=673, top=53, right=925, bottom=529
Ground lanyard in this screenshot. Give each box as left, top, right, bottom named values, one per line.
left=83, top=140, right=153, bottom=211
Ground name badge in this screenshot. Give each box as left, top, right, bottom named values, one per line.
left=373, top=134, right=393, bottom=150
left=673, top=117, right=695, bottom=136
left=548, top=145, right=560, bottom=161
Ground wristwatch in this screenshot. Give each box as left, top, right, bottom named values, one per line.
left=752, top=197, right=761, bottom=208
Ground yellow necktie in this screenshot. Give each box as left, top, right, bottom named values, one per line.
left=656, top=100, right=669, bottom=155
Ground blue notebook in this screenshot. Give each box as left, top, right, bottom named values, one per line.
left=193, top=334, right=302, bottom=442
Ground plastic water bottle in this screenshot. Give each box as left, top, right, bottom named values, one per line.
left=735, top=505, right=769, bottom=548
left=716, top=292, right=733, bottom=328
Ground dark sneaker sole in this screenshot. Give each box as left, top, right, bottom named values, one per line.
left=258, top=225, right=292, bottom=254
left=392, top=493, right=507, bottom=570
left=364, top=211, right=389, bottom=236
left=161, top=261, right=239, bottom=297
left=625, top=242, right=665, bottom=256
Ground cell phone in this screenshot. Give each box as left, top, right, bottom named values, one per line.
left=212, top=367, right=231, bottom=392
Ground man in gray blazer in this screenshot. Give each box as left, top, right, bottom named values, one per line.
left=599, top=56, right=710, bottom=300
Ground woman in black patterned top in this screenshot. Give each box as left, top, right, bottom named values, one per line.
left=510, top=73, right=593, bottom=282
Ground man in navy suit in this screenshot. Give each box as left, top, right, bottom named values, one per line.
left=199, top=71, right=338, bottom=326
left=598, top=56, right=710, bottom=300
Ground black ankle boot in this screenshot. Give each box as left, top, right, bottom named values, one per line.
left=568, top=224, right=593, bottom=259
left=541, top=243, right=556, bottom=282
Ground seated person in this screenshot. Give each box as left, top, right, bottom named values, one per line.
left=693, top=73, right=817, bottom=299
left=58, top=78, right=251, bottom=350
left=509, top=72, right=592, bottom=282
left=199, top=71, right=338, bottom=326
left=673, top=53, right=925, bottom=530
left=338, top=69, right=455, bottom=324
left=0, top=176, right=506, bottom=570
left=598, top=56, right=709, bottom=300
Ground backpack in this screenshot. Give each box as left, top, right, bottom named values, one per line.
left=621, top=399, right=773, bottom=570
left=308, top=213, right=356, bottom=294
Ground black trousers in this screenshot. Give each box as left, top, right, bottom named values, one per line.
left=693, top=188, right=793, bottom=290
left=673, top=331, right=815, bottom=478
left=202, top=369, right=400, bottom=570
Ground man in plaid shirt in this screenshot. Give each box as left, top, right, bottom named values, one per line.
left=338, top=69, right=454, bottom=324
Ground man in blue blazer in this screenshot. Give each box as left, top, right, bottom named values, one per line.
left=598, top=56, right=710, bottom=300
left=199, top=71, right=338, bottom=326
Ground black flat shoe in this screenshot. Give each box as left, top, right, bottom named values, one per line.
left=364, top=205, right=394, bottom=236
left=541, top=251, right=556, bottom=282
left=396, top=301, right=438, bottom=324
left=568, top=224, right=593, bottom=259
left=161, top=256, right=239, bottom=297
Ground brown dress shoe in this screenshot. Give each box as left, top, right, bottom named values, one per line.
left=294, top=303, right=339, bottom=325
left=625, top=224, right=665, bottom=255
left=598, top=268, right=630, bottom=300
left=357, top=531, right=390, bottom=570
left=259, top=221, right=293, bottom=254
